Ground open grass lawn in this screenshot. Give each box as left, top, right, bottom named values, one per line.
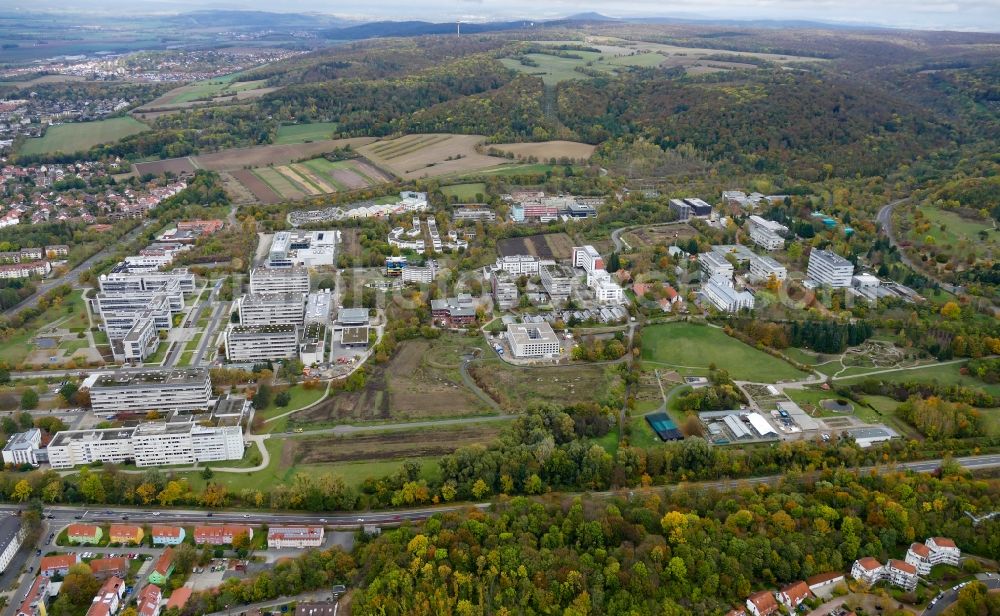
left=640, top=322, right=804, bottom=383
left=19, top=117, right=148, bottom=156
left=915, top=206, right=998, bottom=258
left=834, top=361, right=1000, bottom=397
left=980, top=408, right=1000, bottom=437
left=784, top=388, right=854, bottom=416
left=274, top=122, right=339, bottom=145
left=143, top=343, right=168, bottom=365
left=468, top=163, right=584, bottom=178
left=257, top=383, right=328, bottom=420
left=441, top=182, right=486, bottom=201
left=854, top=395, right=922, bottom=438
left=0, top=290, right=87, bottom=367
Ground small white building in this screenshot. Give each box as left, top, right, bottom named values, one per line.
left=2, top=429, right=41, bottom=466
left=495, top=255, right=540, bottom=276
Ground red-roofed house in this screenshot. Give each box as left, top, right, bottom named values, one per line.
left=151, top=526, right=185, bottom=546
left=926, top=537, right=961, bottom=566
left=850, top=557, right=884, bottom=586
left=66, top=524, right=103, bottom=545
left=85, top=576, right=124, bottom=616
left=776, top=581, right=813, bottom=611
left=108, top=525, right=143, bottom=545
left=40, top=554, right=79, bottom=577
left=745, top=590, right=778, bottom=616
left=905, top=542, right=932, bottom=575
left=165, top=587, right=191, bottom=612
left=193, top=525, right=253, bottom=546
left=148, top=548, right=174, bottom=585
left=267, top=526, right=323, bottom=549
left=137, top=584, right=162, bottom=616
left=16, top=575, right=49, bottom=616
left=886, top=559, right=918, bottom=591
left=88, top=557, right=127, bottom=580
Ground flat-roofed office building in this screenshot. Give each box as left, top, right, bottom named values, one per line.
left=807, top=249, right=854, bottom=288
left=225, top=325, right=299, bottom=362
left=238, top=293, right=306, bottom=326
left=249, top=267, right=310, bottom=295
left=89, top=369, right=212, bottom=413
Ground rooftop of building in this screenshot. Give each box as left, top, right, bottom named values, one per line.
left=507, top=322, right=559, bottom=345
left=49, top=428, right=135, bottom=447
left=241, top=292, right=307, bottom=306
left=809, top=248, right=853, bottom=267
left=0, top=515, right=21, bottom=550
left=2, top=428, right=40, bottom=451
left=228, top=324, right=298, bottom=335
left=92, top=369, right=208, bottom=388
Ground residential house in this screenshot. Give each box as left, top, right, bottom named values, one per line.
left=776, top=581, right=813, bottom=611
left=88, top=557, right=127, bottom=581
left=16, top=575, right=50, bottom=616
left=151, top=526, right=185, bottom=545
left=108, top=524, right=143, bottom=545
left=905, top=542, right=932, bottom=575
left=66, top=524, right=103, bottom=545
left=745, top=590, right=779, bottom=616
left=137, top=584, right=162, bottom=616
left=148, top=548, right=174, bottom=585
left=40, top=554, right=79, bottom=577
left=805, top=572, right=845, bottom=594
left=850, top=557, right=884, bottom=586
left=267, top=526, right=324, bottom=549
left=164, top=588, right=191, bottom=613
left=193, top=525, right=253, bottom=546
left=926, top=537, right=961, bottom=566
left=85, top=576, right=125, bottom=616
left=886, top=559, right=918, bottom=591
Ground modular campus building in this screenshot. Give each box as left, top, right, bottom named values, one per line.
left=238, top=293, right=306, bottom=327
left=89, top=369, right=213, bottom=414
left=225, top=324, right=299, bottom=362
left=249, top=267, right=310, bottom=295
left=806, top=249, right=854, bottom=288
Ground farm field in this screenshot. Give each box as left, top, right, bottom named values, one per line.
left=19, top=117, right=148, bottom=156
left=497, top=232, right=575, bottom=260
left=358, top=133, right=507, bottom=180
left=490, top=140, right=596, bottom=161
left=137, top=74, right=276, bottom=111
left=289, top=335, right=494, bottom=426
left=274, top=122, right=339, bottom=144
left=441, top=182, right=486, bottom=201
left=468, top=359, right=624, bottom=412
left=241, top=157, right=389, bottom=202
left=133, top=157, right=197, bottom=176
left=191, top=137, right=376, bottom=171
left=640, top=322, right=805, bottom=382
left=228, top=169, right=280, bottom=204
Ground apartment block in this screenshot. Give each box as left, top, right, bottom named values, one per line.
left=193, top=525, right=253, bottom=546
left=249, top=267, right=310, bottom=295
left=0, top=516, right=25, bottom=573
left=267, top=526, right=324, bottom=549
left=886, top=559, right=918, bottom=591
left=540, top=265, right=572, bottom=301
left=806, top=249, right=854, bottom=288
left=225, top=324, right=299, bottom=362
left=699, top=252, right=734, bottom=280
left=747, top=216, right=788, bottom=251
left=572, top=245, right=604, bottom=273
left=402, top=261, right=437, bottom=284
left=89, top=369, right=212, bottom=414
left=132, top=423, right=245, bottom=467
left=748, top=254, right=788, bottom=283
left=490, top=270, right=519, bottom=310
left=238, top=293, right=306, bottom=327
left=494, top=255, right=540, bottom=276
left=926, top=537, right=961, bottom=566
left=46, top=429, right=135, bottom=469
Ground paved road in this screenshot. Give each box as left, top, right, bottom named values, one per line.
left=922, top=574, right=1000, bottom=615
left=877, top=198, right=963, bottom=295
left=2, top=221, right=151, bottom=319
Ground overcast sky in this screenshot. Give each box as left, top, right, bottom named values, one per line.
left=13, top=0, right=1000, bottom=31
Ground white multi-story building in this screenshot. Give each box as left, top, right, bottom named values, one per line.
left=225, top=325, right=299, bottom=362
left=402, top=261, right=437, bottom=284
left=905, top=542, right=933, bottom=575
left=0, top=516, right=24, bottom=573
left=540, top=265, right=572, bottom=301
left=807, top=249, right=854, bottom=288
left=268, top=230, right=337, bottom=267
left=491, top=271, right=519, bottom=310
left=885, top=559, right=918, bottom=591
left=495, top=255, right=540, bottom=276
left=132, top=423, right=245, bottom=467
left=699, top=252, right=734, bottom=280
left=97, top=282, right=184, bottom=314
left=86, top=576, right=125, bottom=616
left=121, top=315, right=159, bottom=363
left=748, top=253, right=788, bottom=283
left=587, top=270, right=625, bottom=304
left=305, top=291, right=332, bottom=324
left=506, top=322, right=561, bottom=358
left=89, top=369, right=212, bottom=414
left=267, top=526, right=324, bottom=549
left=238, top=293, right=306, bottom=327
left=46, top=429, right=136, bottom=469
left=572, top=245, right=604, bottom=273
left=453, top=208, right=496, bottom=222
left=250, top=267, right=310, bottom=295
left=747, top=216, right=788, bottom=251
left=850, top=557, right=884, bottom=586
left=703, top=275, right=755, bottom=313
left=926, top=537, right=961, bottom=566
left=2, top=429, right=41, bottom=466
left=99, top=268, right=195, bottom=294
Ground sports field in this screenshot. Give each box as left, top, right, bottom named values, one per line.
left=274, top=122, right=339, bottom=145
left=640, top=322, right=805, bottom=382
left=19, top=117, right=148, bottom=156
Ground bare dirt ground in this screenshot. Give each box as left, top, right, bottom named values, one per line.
left=491, top=141, right=596, bottom=161
left=497, top=232, right=574, bottom=260
left=354, top=159, right=395, bottom=182
left=330, top=168, right=368, bottom=189
left=624, top=224, right=699, bottom=249
left=192, top=137, right=377, bottom=171
left=219, top=171, right=258, bottom=205
left=359, top=134, right=507, bottom=180
left=133, top=157, right=197, bottom=176
left=230, top=169, right=280, bottom=204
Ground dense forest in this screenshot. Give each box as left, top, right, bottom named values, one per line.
left=351, top=471, right=1000, bottom=614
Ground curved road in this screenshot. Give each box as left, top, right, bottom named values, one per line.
left=877, top=198, right=963, bottom=295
